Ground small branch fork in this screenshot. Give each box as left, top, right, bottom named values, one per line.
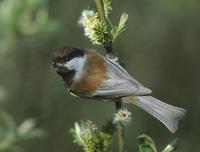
left=93, top=1, right=125, bottom=152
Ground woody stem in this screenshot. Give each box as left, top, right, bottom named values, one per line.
left=115, top=100, right=125, bottom=152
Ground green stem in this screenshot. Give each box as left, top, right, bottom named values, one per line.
left=93, top=0, right=106, bottom=23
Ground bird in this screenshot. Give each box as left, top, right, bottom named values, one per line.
left=52, top=47, right=186, bottom=133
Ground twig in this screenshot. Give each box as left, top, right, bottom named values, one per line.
left=93, top=1, right=125, bottom=152
left=115, top=100, right=125, bottom=152
left=93, top=0, right=106, bottom=23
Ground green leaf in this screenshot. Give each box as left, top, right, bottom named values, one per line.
left=0, top=109, right=16, bottom=151
left=162, top=138, right=177, bottom=152
left=111, top=12, right=128, bottom=41
left=0, top=0, right=25, bottom=31
left=17, top=119, right=45, bottom=140
left=17, top=119, right=36, bottom=136
left=69, top=122, right=85, bottom=146
left=137, top=134, right=157, bottom=152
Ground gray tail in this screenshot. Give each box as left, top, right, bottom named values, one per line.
left=124, top=96, right=186, bottom=133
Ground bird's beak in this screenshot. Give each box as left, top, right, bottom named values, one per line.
left=52, top=62, right=65, bottom=69
left=52, top=62, right=58, bottom=69
left=52, top=62, right=70, bottom=76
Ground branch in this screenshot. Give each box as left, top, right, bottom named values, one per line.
left=115, top=100, right=125, bottom=152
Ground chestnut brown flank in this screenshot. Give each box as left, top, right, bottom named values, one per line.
left=71, top=52, right=108, bottom=94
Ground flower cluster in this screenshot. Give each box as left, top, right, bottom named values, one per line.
left=78, top=0, right=128, bottom=46
left=113, top=109, right=132, bottom=125
left=78, top=10, right=109, bottom=45
left=70, top=120, right=113, bottom=152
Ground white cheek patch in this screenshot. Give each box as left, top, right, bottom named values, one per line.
left=64, top=55, right=87, bottom=81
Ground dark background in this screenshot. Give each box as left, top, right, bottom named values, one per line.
left=0, top=0, right=200, bottom=151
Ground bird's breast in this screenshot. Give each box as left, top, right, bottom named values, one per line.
left=70, top=53, right=108, bottom=94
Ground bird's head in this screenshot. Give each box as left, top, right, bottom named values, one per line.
left=52, top=47, right=87, bottom=84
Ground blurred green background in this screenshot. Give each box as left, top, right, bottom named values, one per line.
left=0, top=0, right=200, bottom=151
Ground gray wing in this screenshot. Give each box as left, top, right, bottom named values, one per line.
left=91, top=56, right=152, bottom=98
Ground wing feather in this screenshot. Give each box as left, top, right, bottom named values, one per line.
left=91, top=56, right=152, bottom=98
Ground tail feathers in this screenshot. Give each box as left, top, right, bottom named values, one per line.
left=123, top=96, right=186, bottom=133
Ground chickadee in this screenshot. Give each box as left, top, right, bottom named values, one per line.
left=52, top=47, right=186, bottom=133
